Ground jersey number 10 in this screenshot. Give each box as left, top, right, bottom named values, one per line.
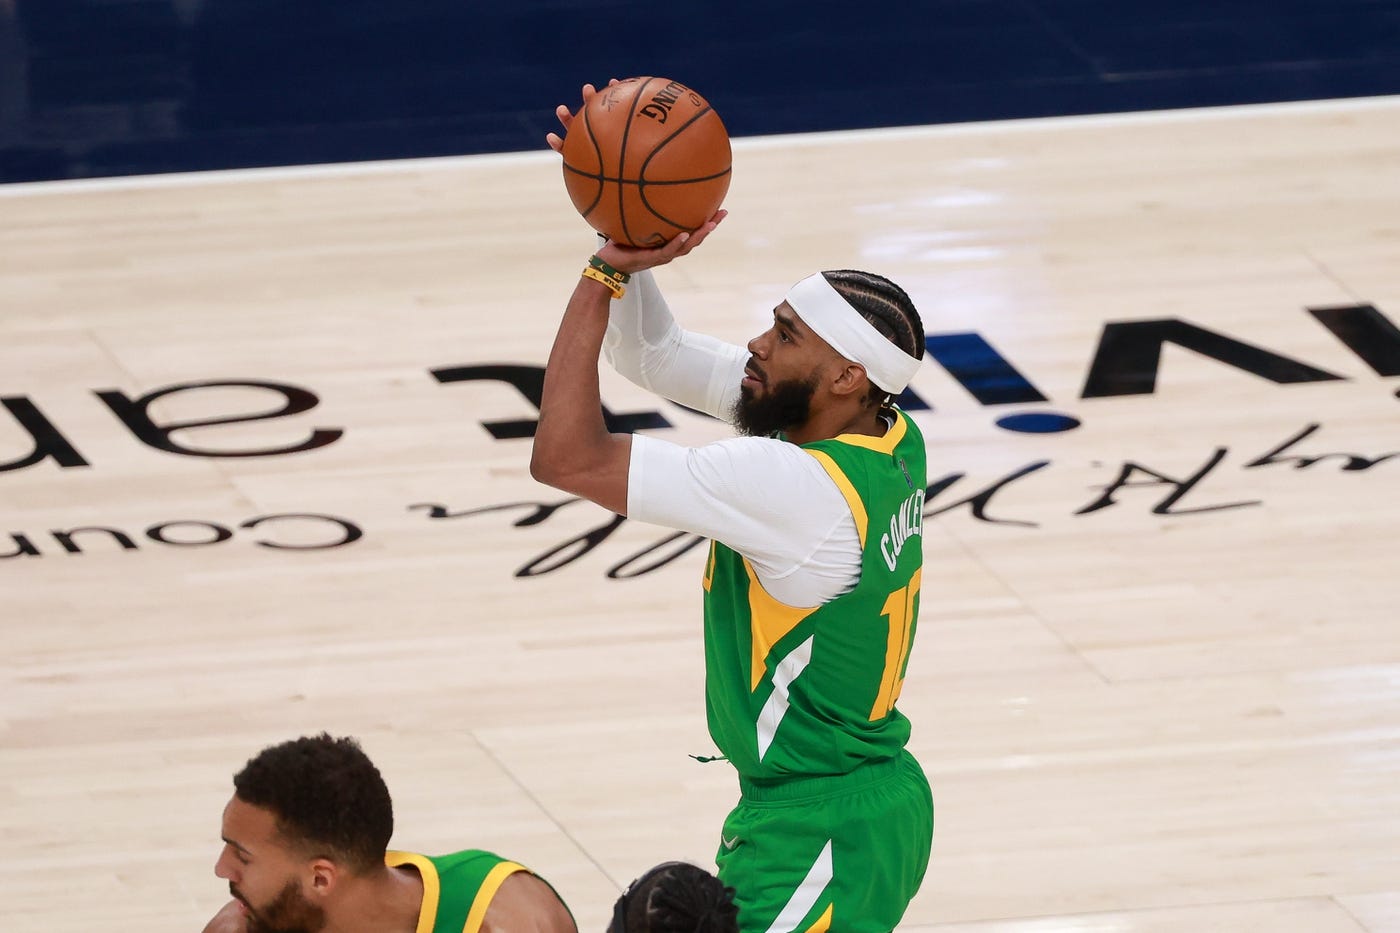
left=870, top=569, right=922, bottom=721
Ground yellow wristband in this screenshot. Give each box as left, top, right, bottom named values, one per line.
left=582, top=266, right=626, bottom=299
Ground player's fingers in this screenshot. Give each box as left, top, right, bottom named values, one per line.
left=659, top=232, right=693, bottom=260
left=677, top=233, right=704, bottom=255
left=545, top=132, right=564, bottom=152
left=676, top=213, right=724, bottom=253
left=690, top=211, right=726, bottom=243
left=554, top=104, right=573, bottom=128
left=614, top=237, right=684, bottom=269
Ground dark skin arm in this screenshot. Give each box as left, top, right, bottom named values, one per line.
left=480, top=871, right=579, bottom=933
left=530, top=84, right=725, bottom=513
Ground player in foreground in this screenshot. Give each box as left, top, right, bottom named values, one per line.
left=536, top=86, right=935, bottom=932
left=201, top=733, right=576, bottom=933
left=200, top=733, right=737, bottom=933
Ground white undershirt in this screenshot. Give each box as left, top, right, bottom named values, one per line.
left=606, top=269, right=862, bottom=608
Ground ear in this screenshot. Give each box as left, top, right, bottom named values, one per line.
left=308, top=857, right=339, bottom=897
left=829, top=361, right=870, bottom=399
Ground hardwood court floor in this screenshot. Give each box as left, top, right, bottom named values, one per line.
left=2, top=96, right=1398, bottom=932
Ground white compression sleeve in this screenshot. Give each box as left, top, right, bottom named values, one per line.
left=627, top=433, right=862, bottom=607
left=602, top=269, right=747, bottom=421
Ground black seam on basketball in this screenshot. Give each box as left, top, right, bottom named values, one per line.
left=635, top=175, right=731, bottom=230
left=636, top=105, right=729, bottom=230
left=636, top=170, right=730, bottom=229
left=572, top=106, right=606, bottom=217
left=637, top=168, right=733, bottom=186
left=566, top=167, right=732, bottom=187
left=576, top=103, right=604, bottom=215
left=616, top=77, right=657, bottom=247
left=637, top=106, right=721, bottom=181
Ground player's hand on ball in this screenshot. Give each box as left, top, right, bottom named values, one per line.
left=559, top=76, right=730, bottom=246
left=545, top=80, right=619, bottom=152
left=597, top=209, right=728, bottom=274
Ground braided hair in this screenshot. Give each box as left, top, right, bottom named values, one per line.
left=610, top=862, right=739, bottom=933
left=822, top=269, right=925, bottom=408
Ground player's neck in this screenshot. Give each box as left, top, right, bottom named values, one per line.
left=788, top=404, right=888, bottom=445
left=329, top=865, right=424, bottom=933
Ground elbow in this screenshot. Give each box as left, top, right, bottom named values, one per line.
left=530, top=411, right=574, bottom=489
left=529, top=445, right=558, bottom=487
left=529, top=438, right=576, bottom=493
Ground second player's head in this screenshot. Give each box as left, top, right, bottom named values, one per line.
left=215, top=733, right=394, bottom=933
left=607, top=861, right=739, bottom=933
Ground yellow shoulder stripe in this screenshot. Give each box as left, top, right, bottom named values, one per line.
left=385, top=851, right=439, bottom=933
left=463, top=860, right=528, bottom=933
left=828, top=408, right=908, bottom=454
left=806, top=449, right=867, bottom=548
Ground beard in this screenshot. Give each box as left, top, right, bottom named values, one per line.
left=732, top=373, right=818, bottom=438
left=232, top=880, right=326, bottom=933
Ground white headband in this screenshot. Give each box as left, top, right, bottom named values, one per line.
left=784, top=273, right=922, bottom=394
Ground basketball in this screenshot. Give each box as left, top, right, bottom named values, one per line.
left=561, top=76, right=731, bottom=247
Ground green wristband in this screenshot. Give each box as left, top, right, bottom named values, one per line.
left=588, top=255, right=632, bottom=284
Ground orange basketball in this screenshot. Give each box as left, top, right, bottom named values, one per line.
left=561, top=76, right=731, bottom=247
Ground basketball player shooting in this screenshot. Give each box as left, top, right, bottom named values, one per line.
left=537, top=84, right=935, bottom=932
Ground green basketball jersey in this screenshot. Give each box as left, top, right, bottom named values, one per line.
left=701, top=408, right=927, bottom=781
left=387, top=849, right=533, bottom=933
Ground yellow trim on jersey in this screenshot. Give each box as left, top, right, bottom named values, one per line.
left=828, top=408, right=908, bottom=454
left=463, top=860, right=528, bottom=933
left=385, top=851, right=439, bottom=933
left=744, top=558, right=819, bottom=691
left=803, top=903, right=835, bottom=933
left=806, top=449, right=868, bottom=547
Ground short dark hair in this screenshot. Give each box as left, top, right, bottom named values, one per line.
left=610, top=861, right=739, bottom=933
left=232, top=733, right=393, bottom=874
left=823, top=269, right=926, bottom=408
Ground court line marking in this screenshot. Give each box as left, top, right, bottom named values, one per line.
left=2, top=94, right=1397, bottom=198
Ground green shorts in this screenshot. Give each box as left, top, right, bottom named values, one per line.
left=714, top=751, right=934, bottom=933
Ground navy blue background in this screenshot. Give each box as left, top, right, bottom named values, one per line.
left=2, top=0, right=1399, bottom=183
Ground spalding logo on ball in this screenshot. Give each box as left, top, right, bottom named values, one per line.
left=562, top=76, right=731, bottom=247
